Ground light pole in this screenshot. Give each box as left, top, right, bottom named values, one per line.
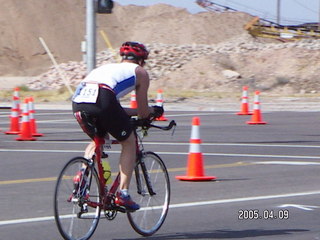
left=85, top=0, right=113, bottom=74
left=277, top=0, right=281, bottom=25
left=86, top=0, right=96, bottom=73
left=318, top=0, right=320, bottom=30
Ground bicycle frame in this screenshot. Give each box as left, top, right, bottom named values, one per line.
left=86, top=124, right=154, bottom=211
left=82, top=137, right=121, bottom=210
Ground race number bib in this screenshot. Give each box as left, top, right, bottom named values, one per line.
left=73, top=83, right=99, bottom=103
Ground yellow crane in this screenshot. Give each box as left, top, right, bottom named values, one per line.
left=196, top=0, right=320, bottom=41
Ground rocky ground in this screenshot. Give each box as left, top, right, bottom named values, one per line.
left=28, top=34, right=320, bottom=96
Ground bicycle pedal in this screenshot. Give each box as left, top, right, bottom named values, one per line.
left=113, top=205, right=127, bottom=213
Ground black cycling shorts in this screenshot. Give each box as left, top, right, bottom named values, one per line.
left=72, top=87, right=133, bottom=142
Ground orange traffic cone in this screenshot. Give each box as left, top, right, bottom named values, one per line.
left=28, top=97, right=43, bottom=137
left=155, top=89, right=168, bottom=121
left=13, top=87, right=21, bottom=113
left=5, top=88, right=21, bottom=135
left=246, top=91, right=267, bottom=125
left=16, top=98, right=36, bottom=141
left=176, top=117, right=216, bottom=181
left=237, top=86, right=252, bottom=115
left=130, top=90, right=137, bottom=109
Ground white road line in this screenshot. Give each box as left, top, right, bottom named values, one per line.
left=0, top=216, right=55, bottom=226
left=166, top=112, right=234, bottom=117
left=1, top=190, right=319, bottom=226
left=0, top=148, right=320, bottom=160
left=0, top=149, right=86, bottom=153
left=37, top=119, right=74, bottom=123
left=169, top=191, right=320, bottom=209
left=278, top=204, right=320, bottom=211
left=8, top=141, right=320, bottom=149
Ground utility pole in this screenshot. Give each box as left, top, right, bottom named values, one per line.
left=85, top=0, right=114, bottom=73
left=86, top=0, right=96, bottom=73
left=277, top=0, right=281, bottom=25
left=318, top=0, right=320, bottom=30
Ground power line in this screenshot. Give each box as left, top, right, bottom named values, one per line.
left=292, top=0, right=318, bottom=14
left=208, top=0, right=318, bottom=25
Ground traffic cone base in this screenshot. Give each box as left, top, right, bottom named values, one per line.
left=16, top=136, right=36, bottom=141
left=247, top=121, right=267, bottom=124
left=176, top=153, right=216, bottom=181
left=32, top=133, right=44, bottom=137
left=176, top=175, right=216, bottom=181
left=237, top=111, right=252, bottom=116
left=5, top=117, right=20, bottom=134
left=6, top=131, right=20, bottom=135
left=16, top=121, right=36, bottom=141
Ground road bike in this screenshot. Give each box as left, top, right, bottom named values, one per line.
left=53, top=115, right=176, bottom=240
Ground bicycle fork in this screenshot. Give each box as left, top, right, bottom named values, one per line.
left=135, top=160, right=156, bottom=196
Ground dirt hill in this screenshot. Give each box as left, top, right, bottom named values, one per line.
left=1, top=1, right=320, bottom=95
left=0, top=1, right=250, bottom=76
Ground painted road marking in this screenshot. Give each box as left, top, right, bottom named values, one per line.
left=0, top=162, right=252, bottom=185
left=278, top=204, right=320, bottom=211
left=169, top=191, right=320, bottom=209
left=1, top=159, right=319, bottom=186
left=1, top=190, right=319, bottom=226
left=5, top=141, right=320, bottom=149
left=0, top=148, right=320, bottom=160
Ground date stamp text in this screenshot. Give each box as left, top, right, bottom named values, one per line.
left=238, top=209, right=289, bottom=220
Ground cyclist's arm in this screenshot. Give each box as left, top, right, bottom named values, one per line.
left=124, top=66, right=153, bottom=118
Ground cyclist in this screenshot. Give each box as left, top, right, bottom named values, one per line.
left=72, top=41, right=163, bottom=211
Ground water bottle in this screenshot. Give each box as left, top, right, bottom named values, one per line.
left=102, top=160, right=112, bottom=184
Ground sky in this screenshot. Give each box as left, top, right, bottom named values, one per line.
left=115, top=0, right=320, bottom=25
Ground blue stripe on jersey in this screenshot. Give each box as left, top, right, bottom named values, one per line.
left=113, top=76, right=135, bottom=97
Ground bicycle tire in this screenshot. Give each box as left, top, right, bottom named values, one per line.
left=54, top=157, right=101, bottom=240
left=127, top=151, right=170, bottom=236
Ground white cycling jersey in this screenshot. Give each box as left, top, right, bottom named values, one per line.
left=83, top=62, right=138, bottom=99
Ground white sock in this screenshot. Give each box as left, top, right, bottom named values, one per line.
left=120, top=189, right=129, bottom=196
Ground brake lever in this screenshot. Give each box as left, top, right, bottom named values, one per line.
left=171, top=122, right=176, bottom=137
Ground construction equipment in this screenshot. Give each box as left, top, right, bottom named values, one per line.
left=196, top=0, right=320, bottom=41
left=244, top=17, right=320, bottom=41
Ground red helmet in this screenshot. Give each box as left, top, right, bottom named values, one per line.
left=119, top=41, right=149, bottom=60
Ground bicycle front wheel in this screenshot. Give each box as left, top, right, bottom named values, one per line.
left=54, top=157, right=101, bottom=240
left=128, top=151, right=170, bottom=236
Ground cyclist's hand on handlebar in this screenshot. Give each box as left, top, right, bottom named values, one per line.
left=134, top=118, right=152, bottom=128
left=151, top=105, right=164, bottom=118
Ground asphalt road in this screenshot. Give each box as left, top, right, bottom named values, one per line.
left=0, top=108, right=320, bottom=240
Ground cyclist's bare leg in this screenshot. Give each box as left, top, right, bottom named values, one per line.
left=84, top=134, right=110, bottom=159
left=119, top=131, right=136, bottom=190
left=84, top=141, right=95, bottom=159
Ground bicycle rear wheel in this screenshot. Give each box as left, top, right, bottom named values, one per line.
left=128, top=151, right=170, bottom=236
left=54, top=157, right=101, bottom=240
